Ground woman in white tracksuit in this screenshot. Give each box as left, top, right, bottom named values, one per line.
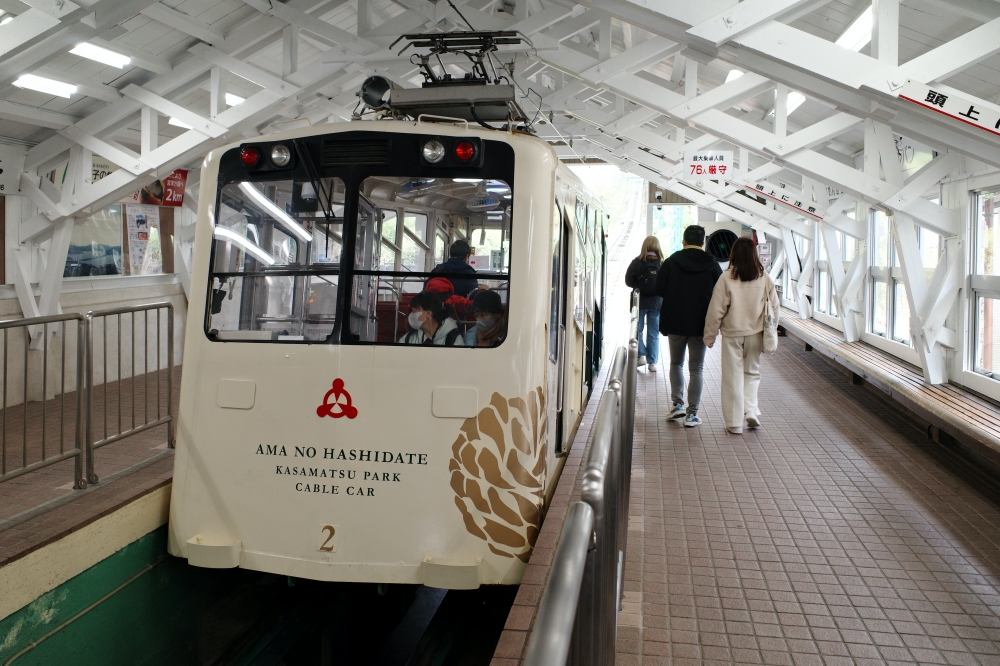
left=703, top=237, right=779, bottom=434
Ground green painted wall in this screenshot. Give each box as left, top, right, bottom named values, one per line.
left=0, top=527, right=247, bottom=666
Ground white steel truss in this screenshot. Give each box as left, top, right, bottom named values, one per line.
left=1, top=0, right=998, bottom=382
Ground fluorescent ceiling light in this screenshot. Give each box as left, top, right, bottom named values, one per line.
left=238, top=182, right=312, bottom=243
left=0, top=15, right=12, bottom=26
left=453, top=178, right=482, bottom=183
left=787, top=92, right=806, bottom=115
left=214, top=227, right=275, bottom=265
left=168, top=117, right=193, bottom=129
left=13, top=74, right=76, bottom=98
left=836, top=5, right=872, bottom=52
left=725, top=69, right=744, bottom=83
left=70, top=43, right=130, bottom=68
left=225, top=93, right=245, bottom=106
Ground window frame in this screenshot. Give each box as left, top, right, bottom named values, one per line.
left=866, top=210, right=912, bottom=347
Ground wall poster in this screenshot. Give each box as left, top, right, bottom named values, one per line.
left=125, top=204, right=163, bottom=275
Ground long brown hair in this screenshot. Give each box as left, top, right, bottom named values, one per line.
left=728, top=237, right=764, bottom=282
left=637, top=236, right=663, bottom=261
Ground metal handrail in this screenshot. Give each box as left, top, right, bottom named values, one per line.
left=0, top=313, right=87, bottom=489
left=520, top=502, right=594, bottom=666
left=85, top=302, right=175, bottom=484
left=0, top=302, right=177, bottom=490
left=524, top=293, right=639, bottom=666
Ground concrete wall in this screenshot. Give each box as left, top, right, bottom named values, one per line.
left=0, top=277, right=186, bottom=408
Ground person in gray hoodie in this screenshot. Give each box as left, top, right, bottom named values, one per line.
left=655, top=225, right=723, bottom=427
left=399, top=292, right=465, bottom=346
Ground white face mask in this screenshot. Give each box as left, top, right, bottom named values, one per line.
left=475, top=316, right=495, bottom=331
left=408, top=311, right=424, bottom=329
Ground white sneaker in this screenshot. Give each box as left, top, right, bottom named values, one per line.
left=648, top=363, right=657, bottom=372
left=746, top=415, right=761, bottom=429
left=637, top=356, right=647, bottom=368
left=726, top=426, right=743, bottom=434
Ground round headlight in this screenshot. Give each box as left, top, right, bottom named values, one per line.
left=422, top=140, right=445, bottom=163
left=270, top=144, right=291, bottom=167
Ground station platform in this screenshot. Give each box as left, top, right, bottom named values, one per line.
left=612, top=332, right=1000, bottom=665
left=0, top=367, right=179, bottom=569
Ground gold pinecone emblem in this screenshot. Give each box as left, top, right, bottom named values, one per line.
left=450, top=389, right=547, bottom=562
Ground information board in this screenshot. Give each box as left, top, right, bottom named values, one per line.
left=682, top=150, right=733, bottom=181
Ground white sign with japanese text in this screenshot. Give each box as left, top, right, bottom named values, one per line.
left=745, top=181, right=824, bottom=219
left=897, top=80, right=1000, bottom=138
left=682, top=150, right=733, bottom=181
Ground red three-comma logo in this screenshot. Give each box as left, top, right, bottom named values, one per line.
left=316, top=379, right=357, bottom=419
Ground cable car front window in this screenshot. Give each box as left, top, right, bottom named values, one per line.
left=352, top=176, right=512, bottom=346
left=207, top=176, right=346, bottom=342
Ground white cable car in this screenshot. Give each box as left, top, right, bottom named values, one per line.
left=168, top=118, right=608, bottom=589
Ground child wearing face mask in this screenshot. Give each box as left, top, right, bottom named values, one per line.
left=464, top=290, right=506, bottom=347
left=399, top=292, right=465, bottom=346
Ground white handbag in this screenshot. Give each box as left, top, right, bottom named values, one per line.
left=762, top=275, right=779, bottom=354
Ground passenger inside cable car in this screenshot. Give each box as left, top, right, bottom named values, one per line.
left=425, top=276, right=473, bottom=321
left=465, top=290, right=506, bottom=347
left=399, top=292, right=465, bottom=346
left=427, top=239, right=480, bottom=298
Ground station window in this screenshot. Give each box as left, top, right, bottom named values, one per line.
left=64, top=205, right=124, bottom=277
left=868, top=210, right=910, bottom=345
left=973, top=190, right=1000, bottom=378
left=815, top=231, right=830, bottom=315
left=349, top=177, right=511, bottom=346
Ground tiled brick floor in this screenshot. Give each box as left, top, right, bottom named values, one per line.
left=0, top=367, right=180, bottom=566
left=621, top=336, right=1000, bottom=665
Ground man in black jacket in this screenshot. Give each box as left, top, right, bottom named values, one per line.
left=655, top=225, right=723, bottom=428
left=427, top=239, right=479, bottom=298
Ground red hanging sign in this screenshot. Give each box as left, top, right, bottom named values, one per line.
left=124, top=169, right=188, bottom=207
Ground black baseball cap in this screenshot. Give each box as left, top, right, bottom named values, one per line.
left=469, top=290, right=503, bottom=314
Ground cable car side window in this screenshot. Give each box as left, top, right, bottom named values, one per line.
left=207, top=176, right=346, bottom=342
left=351, top=176, right=512, bottom=347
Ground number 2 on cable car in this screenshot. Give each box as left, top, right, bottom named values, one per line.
left=318, top=525, right=337, bottom=552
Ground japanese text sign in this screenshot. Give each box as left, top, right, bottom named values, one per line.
left=124, top=169, right=188, bottom=207
left=898, top=80, right=1000, bottom=138
left=682, top=150, right=733, bottom=181
left=747, top=181, right=822, bottom=219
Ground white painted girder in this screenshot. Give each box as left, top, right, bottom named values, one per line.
left=577, top=0, right=1000, bottom=165
left=0, top=0, right=987, bottom=370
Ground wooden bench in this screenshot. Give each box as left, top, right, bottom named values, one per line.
left=778, top=308, right=1000, bottom=469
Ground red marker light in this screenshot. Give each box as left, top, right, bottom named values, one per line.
left=455, top=141, right=475, bottom=162
left=240, top=146, right=260, bottom=167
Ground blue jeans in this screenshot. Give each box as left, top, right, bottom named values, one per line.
left=637, top=309, right=660, bottom=363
